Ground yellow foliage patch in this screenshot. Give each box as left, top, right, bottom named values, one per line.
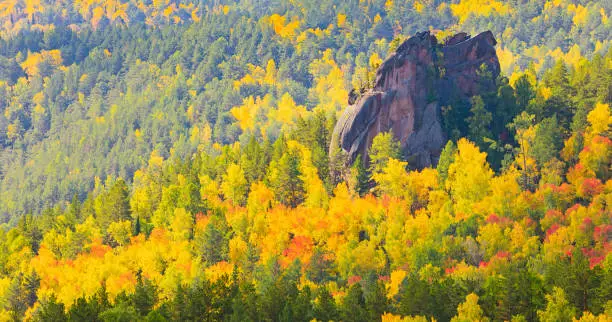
left=450, top=0, right=512, bottom=23
left=265, top=14, right=300, bottom=39
left=413, top=1, right=424, bottom=13
left=20, top=49, right=62, bottom=77
left=567, top=4, right=588, bottom=26
left=337, top=13, right=347, bottom=27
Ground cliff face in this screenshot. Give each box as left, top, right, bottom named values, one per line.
left=331, top=31, right=500, bottom=170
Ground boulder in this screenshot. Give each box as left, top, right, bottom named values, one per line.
left=331, top=30, right=500, bottom=171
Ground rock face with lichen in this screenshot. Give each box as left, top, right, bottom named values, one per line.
left=331, top=30, right=500, bottom=171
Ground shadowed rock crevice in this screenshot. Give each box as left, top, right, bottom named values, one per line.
left=331, top=30, right=500, bottom=171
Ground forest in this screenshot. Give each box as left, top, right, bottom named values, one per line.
left=0, top=0, right=611, bottom=321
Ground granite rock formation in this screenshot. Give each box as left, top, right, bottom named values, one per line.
left=331, top=30, right=500, bottom=170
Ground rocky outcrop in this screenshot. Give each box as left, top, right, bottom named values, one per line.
left=331, top=31, right=500, bottom=170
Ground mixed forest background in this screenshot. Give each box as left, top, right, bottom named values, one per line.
left=0, top=0, right=611, bottom=321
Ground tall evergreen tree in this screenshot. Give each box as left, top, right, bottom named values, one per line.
left=267, top=149, right=305, bottom=207
left=340, top=283, right=369, bottom=322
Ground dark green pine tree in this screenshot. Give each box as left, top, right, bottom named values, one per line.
left=531, top=115, right=562, bottom=169
left=467, top=95, right=493, bottom=151
left=231, top=282, right=262, bottom=322
left=108, top=178, right=131, bottom=222
left=133, top=216, right=141, bottom=236
left=340, top=283, right=369, bottom=322
left=494, top=77, right=520, bottom=137
left=68, top=297, right=102, bottom=322
left=131, top=269, right=157, bottom=317
left=196, top=213, right=229, bottom=265
left=365, top=277, right=389, bottom=321
left=68, top=193, right=82, bottom=222
left=36, top=295, right=67, bottom=322
left=313, top=287, right=339, bottom=322
left=171, top=283, right=188, bottom=322
left=514, top=73, right=535, bottom=113
left=541, top=60, right=575, bottom=129
left=351, top=155, right=370, bottom=197
left=18, top=214, right=42, bottom=254
left=506, top=261, right=545, bottom=321
left=98, top=178, right=132, bottom=230
left=98, top=303, right=139, bottom=322
left=268, top=150, right=305, bottom=208
left=481, top=275, right=511, bottom=321
left=292, top=285, right=314, bottom=322
left=241, top=135, right=267, bottom=184
left=399, top=273, right=432, bottom=317
left=6, top=274, right=27, bottom=320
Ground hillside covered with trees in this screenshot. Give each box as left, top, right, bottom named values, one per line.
left=0, top=0, right=610, bottom=321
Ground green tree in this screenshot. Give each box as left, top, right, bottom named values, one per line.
left=340, top=283, right=368, bottom=322
left=313, top=287, right=339, bottom=322
left=369, top=131, right=401, bottom=176
left=241, top=136, right=268, bottom=184
left=531, top=116, right=562, bottom=169
left=349, top=155, right=370, bottom=196
left=196, top=213, right=229, bottom=265
left=68, top=194, right=82, bottom=222
left=399, top=273, right=433, bottom=317
left=69, top=297, right=102, bottom=322
left=540, top=60, right=575, bottom=129
left=537, top=287, right=576, bottom=322
left=99, top=303, right=139, bottom=322
left=36, top=295, right=67, bottom=322
left=267, top=149, right=305, bottom=207
left=97, top=179, right=131, bottom=230
left=437, top=140, right=456, bottom=185
left=467, top=95, right=493, bottom=150
left=7, top=272, right=39, bottom=320
left=546, top=249, right=604, bottom=314
left=514, top=74, right=534, bottom=112
left=221, top=163, right=248, bottom=206
left=231, top=282, right=262, bottom=322
left=132, top=270, right=157, bottom=317
left=364, top=278, right=388, bottom=321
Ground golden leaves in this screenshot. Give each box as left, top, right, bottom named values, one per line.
left=264, top=14, right=301, bottom=39
left=586, top=103, right=611, bottom=139
left=386, top=269, right=406, bottom=299
left=20, top=49, right=62, bottom=78
left=337, top=13, right=347, bottom=27
left=446, top=139, right=494, bottom=217
left=450, top=0, right=511, bottom=23
left=567, top=4, right=588, bottom=26
left=309, top=49, right=348, bottom=114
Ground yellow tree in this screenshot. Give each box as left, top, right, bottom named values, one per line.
left=23, top=0, right=43, bottom=23
left=586, top=103, right=611, bottom=137
left=268, top=93, right=307, bottom=131
left=372, top=158, right=410, bottom=200
left=508, top=112, right=537, bottom=189
left=108, top=220, right=132, bottom=246
left=221, top=163, right=248, bottom=206
left=451, top=293, right=490, bottom=322
left=20, top=50, right=62, bottom=78
left=170, top=208, right=193, bottom=241
left=0, top=0, right=20, bottom=24
left=450, top=0, right=511, bottom=23
left=446, top=139, right=493, bottom=217
left=309, top=49, right=348, bottom=114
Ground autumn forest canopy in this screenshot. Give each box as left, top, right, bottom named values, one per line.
left=0, top=0, right=611, bottom=321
